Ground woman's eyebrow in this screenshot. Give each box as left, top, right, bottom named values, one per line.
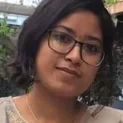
left=86, top=35, right=102, bottom=44
left=53, top=25, right=76, bottom=35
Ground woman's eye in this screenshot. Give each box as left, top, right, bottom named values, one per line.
left=53, top=33, right=72, bottom=43
left=83, top=44, right=101, bottom=54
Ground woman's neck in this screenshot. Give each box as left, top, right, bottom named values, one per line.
left=28, top=82, right=81, bottom=123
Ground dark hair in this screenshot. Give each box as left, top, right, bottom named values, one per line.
left=10, top=0, right=116, bottom=105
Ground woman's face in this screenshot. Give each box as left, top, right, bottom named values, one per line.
left=35, top=10, right=103, bottom=97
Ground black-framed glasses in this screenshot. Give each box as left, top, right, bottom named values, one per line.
left=48, top=30, right=105, bottom=66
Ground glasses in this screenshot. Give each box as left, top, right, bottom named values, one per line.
left=48, top=30, right=105, bottom=66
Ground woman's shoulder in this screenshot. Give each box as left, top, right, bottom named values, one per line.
left=0, top=96, right=12, bottom=102
left=87, top=105, right=123, bottom=123
left=0, top=96, right=27, bottom=123
left=0, top=96, right=13, bottom=109
left=0, top=96, right=13, bottom=122
left=88, top=105, right=123, bottom=116
left=0, top=96, right=12, bottom=109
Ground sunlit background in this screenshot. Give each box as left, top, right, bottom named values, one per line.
left=0, top=0, right=39, bottom=6
left=0, top=0, right=42, bottom=26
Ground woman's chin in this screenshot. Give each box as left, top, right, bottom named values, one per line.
left=49, top=86, right=81, bottom=98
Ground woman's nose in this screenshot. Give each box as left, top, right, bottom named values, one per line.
left=65, top=44, right=81, bottom=65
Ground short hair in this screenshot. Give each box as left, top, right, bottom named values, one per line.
left=10, top=0, right=116, bottom=105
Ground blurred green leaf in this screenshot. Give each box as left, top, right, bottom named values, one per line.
left=105, top=0, right=118, bottom=4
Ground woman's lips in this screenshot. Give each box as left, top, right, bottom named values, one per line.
left=56, top=67, right=81, bottom=77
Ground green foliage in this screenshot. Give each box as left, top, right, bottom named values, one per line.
left=0, top=45, right=7, bottom=76
left=105, top=0, right=118, bottom=4
left=0, top=19, right=15, bottom=39
left=0, top=19, right=22, bottom=97
left=0, top=44, right=19, bottom=97
left=0, top=45, right=7, bottom=59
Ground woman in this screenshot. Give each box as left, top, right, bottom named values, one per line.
left=0, top=0, right=123, bottom=123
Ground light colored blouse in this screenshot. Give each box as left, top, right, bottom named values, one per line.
left=0, top=96, right=123, bottom=123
